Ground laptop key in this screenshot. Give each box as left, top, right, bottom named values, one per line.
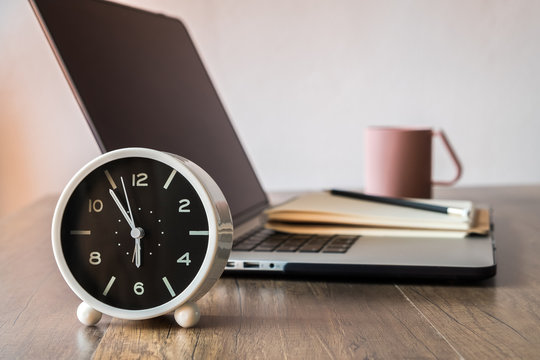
left=322, top=236, right=359, bottom=253
left=299, top=235, right=333, bottom=253
left=330, top=235, right=357, bottom=245
left=254, top=244, right=282, bottom=251
left=233, top=241, right=261, bottom=251
left=233, top=228, right=282, bottom=251
left=254, top=236, right=288, bottom=251
left=276, top=235, right=313, bottom=252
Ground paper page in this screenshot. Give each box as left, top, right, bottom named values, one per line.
left=266, top=192, right=474, bottom=231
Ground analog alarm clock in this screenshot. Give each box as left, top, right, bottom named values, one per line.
left=51, top=148, right=233, bottom=327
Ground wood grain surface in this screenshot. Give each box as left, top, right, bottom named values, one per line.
left=1, top=187, right=540, bottom=359
left=399, top=186, right=540, bottom=359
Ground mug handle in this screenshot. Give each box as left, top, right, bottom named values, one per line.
left=432, top=130, right=462, bottom=186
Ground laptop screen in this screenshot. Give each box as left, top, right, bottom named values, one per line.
left=31, top=0, right=269, bottom=225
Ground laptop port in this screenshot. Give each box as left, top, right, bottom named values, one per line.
left=243, top=262, right=260, bottom=269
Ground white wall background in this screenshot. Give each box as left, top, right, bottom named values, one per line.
left=1, top=0, right=540, bottom=217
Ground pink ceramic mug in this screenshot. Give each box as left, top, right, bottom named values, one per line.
left=364, top=127, right=462, bottom=198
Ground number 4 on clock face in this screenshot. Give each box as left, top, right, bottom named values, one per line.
left=177, top=252, right=191, bottom=266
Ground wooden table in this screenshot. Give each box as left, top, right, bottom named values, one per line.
left=1, top=186, right=540, bottom=359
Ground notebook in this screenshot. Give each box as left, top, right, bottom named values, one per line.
left=30, top=0, right=496, bottom=280
left=265, top=191, right=490, bottom=238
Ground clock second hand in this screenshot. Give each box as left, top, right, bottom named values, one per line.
left=120, top=177, right=136, bottom=229
left=120, top=177, right=144, bottom=268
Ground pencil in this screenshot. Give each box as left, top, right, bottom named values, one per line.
left=330, top=189, right=470, bottom=218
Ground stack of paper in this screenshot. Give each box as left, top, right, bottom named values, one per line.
left=265, top=191, right=490, bottom=238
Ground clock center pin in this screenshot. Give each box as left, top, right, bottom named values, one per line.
left=130, top=227, right=145, bottom=239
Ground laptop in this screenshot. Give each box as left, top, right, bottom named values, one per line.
left=30, top=0, right=496, bottom=280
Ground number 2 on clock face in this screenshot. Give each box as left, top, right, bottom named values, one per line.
left=61, top=157, right=210, bottom=311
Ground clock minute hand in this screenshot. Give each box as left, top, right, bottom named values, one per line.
left=120, top=177, right=136, bottom=228
left=109, top=189, right=135, bottom=230
left=120, top=177, right=143, bottom=268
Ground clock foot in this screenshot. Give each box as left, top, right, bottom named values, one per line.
left=77, top=302, right=102, bottom=326
left=174, top=302, right=200, bottom=328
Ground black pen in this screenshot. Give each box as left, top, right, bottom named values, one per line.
left=330, top=189, right=470, bottom=218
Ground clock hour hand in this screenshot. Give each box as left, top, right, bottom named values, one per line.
left=131, top=239, right=142, bottom=268
left=135, top=238, right=141, bottom=268
left=111, top=189, right=144, bottom=268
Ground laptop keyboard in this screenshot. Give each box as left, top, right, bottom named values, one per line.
left=233, top=228, right=359, bottom=254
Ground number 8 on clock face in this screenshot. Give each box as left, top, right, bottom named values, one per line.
left=52, top=148, right=233, bottom=327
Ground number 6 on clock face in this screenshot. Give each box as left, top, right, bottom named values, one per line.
left=51, top=148, right=233, bottom=327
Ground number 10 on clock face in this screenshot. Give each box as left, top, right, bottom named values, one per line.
left=56, top=151, right=223, bottom=314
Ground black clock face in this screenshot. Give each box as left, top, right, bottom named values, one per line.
left=61, top=157, right=209, bottom=310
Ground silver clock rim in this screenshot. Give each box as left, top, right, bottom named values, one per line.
left=51, top=147, right=233, bottom=320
